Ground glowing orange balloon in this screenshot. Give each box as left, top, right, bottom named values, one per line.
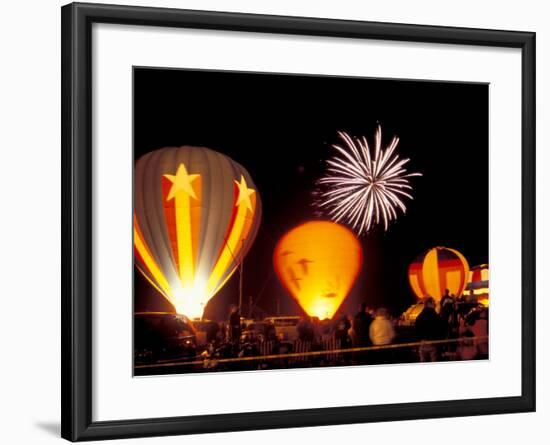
left=408, top=246, right=469, bottom=302
left=273, top=221, right=363, bottom=320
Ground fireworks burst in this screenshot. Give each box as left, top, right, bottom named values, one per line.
left=314, top=125, right=421, bottom=235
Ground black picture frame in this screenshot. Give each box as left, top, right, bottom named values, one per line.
left=61, top=2, right=536, bottom=441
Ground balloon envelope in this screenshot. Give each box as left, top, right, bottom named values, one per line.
left=408, top=246, right=469, bottom=302
left=134, top=146, right=262, bottom=318
left=466, top=264, right=489, bottom=306
left=273, top=221, right=363, bottom=320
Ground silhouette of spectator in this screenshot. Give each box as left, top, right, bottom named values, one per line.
left=466, top=289, right=478, bottom=305
left=440, top=289, right=457, bottom=336
left=352, top=302, right=373, bottom=347
left=217, top=322, right=227, bottom=343
left=440, top=289, right=454, bottom=318
left=369, top=308, right=395, bottom=346
left=297, top=316, right=315, bottom=342
left=206, top=321, right=219, bottom=344
left=334, top=314, right=352, bottom=349
left=415, top=297, right=444, bottom=362
left=469, top=307, right=489, bottom=359
left=264, top=320, right=277, bottom=342
left=351, top=302, right=373, bottom=363
left=458, top=307, right=489, bottom=360
left=369, top=308, right=396, bottom=364
left=228, top=304, right=241, bottom=345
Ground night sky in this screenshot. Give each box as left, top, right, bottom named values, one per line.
left=133, top=67, right=488, bottom=320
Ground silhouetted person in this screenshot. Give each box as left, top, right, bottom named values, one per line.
left=334, top=315, right=352, bottom=363
left=415, top=297, right=444, bottom=362
left=206, top=321, right=219, bottom=344
left=440, top=289, right=453, bottom=313
left=369, top=308, right=396, bottom=364
left=457, top=290, right=478, bottom=323
left=440, top=289, right=456, bottom=334
left=228, top=305, right=241, bottom=345
left=369, top=308, right=395, bottom=346
left=458, top=307, right=489, bottom=360
left=353, top=302, right=373, bottom=347
left=352, top=302, right=373, bottom=363
left=217, top=322, right=227, bottom=343
left=264, top=321, right=277, bottom=342
left=297, top=316, right=315, bottom=342
left=334, top=315, right=352, bottom=349
left=466, top=289, right=478, bottom=305
left=470, top=307, right=489, bottom=359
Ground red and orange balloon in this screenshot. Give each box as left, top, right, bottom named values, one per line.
left=408, top=246, right=469, bottom=302
left=466, top=264, right=489, bottom=306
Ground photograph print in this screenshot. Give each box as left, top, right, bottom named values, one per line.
left=133, top=67, right=489, bottom=376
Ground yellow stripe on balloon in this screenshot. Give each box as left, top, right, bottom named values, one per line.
left=134, top=225, right=173, bottom=299
left=210, top=265, right=239, bottom=298
left=212, top=207, right=255, bottom=297
left=206, top=202, right=252, bottom=296
left=173, top=189, right=195, bottom=287
left=207, top=194, right=254, bottom=299
left=449, top=248, right=469, bottom=295
left=163, top=163, right=200, bottom=289
left=409, top=273, right=423, bottom=299
left=135, top=263, right=170, bottom=301
left=422, top=248, right=440, bottom=299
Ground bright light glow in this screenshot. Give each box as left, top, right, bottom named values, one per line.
left=469, top=288, right=490, bottom=296
left=171, top=279, right=208, bottom=319
left=478, top=297, right=489, bottom=307
left=314, top=125, right=421, bottom=234
left=173, top=293, right=204, bottom=320
left=273, top=221, right=363, bottom=320
left=309, top=298, right=333, bottom=320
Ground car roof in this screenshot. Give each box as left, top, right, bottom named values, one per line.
left=135, top=311, right=177, bottom=316
left=134, top=312, right=190, bottom=321
left=265, top=316, right=300, bottom=320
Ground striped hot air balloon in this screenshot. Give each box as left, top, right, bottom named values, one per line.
left=466, top=264, right=489, bottom=306
left=134, top=146, right=262, bottom=319
left=408, top=247, right=470, bottom=302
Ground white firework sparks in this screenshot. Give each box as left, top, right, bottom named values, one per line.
left=315, top=125, right=421, bottom=235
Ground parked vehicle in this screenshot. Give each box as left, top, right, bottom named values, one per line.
left=134, top=312, right=197, bottom=364
left=398, top=303, right=425, bottom=327
left=264, top=316, right=301, bottom=341
left=191, top=319, right=220, bottom=347
left=241, top=321, right=277, bottom=342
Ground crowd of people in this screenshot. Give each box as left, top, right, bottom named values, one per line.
left=348, top=290, right=488, bottom=363
left=202, top=290, right=488, bottom=369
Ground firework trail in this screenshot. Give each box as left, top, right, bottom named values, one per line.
left=314, top=125, right=421, bottom=235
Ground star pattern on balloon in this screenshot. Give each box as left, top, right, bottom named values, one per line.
left=234, top=175, right=255, bottom=212
left=164, top=163, right=200, bottom=200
